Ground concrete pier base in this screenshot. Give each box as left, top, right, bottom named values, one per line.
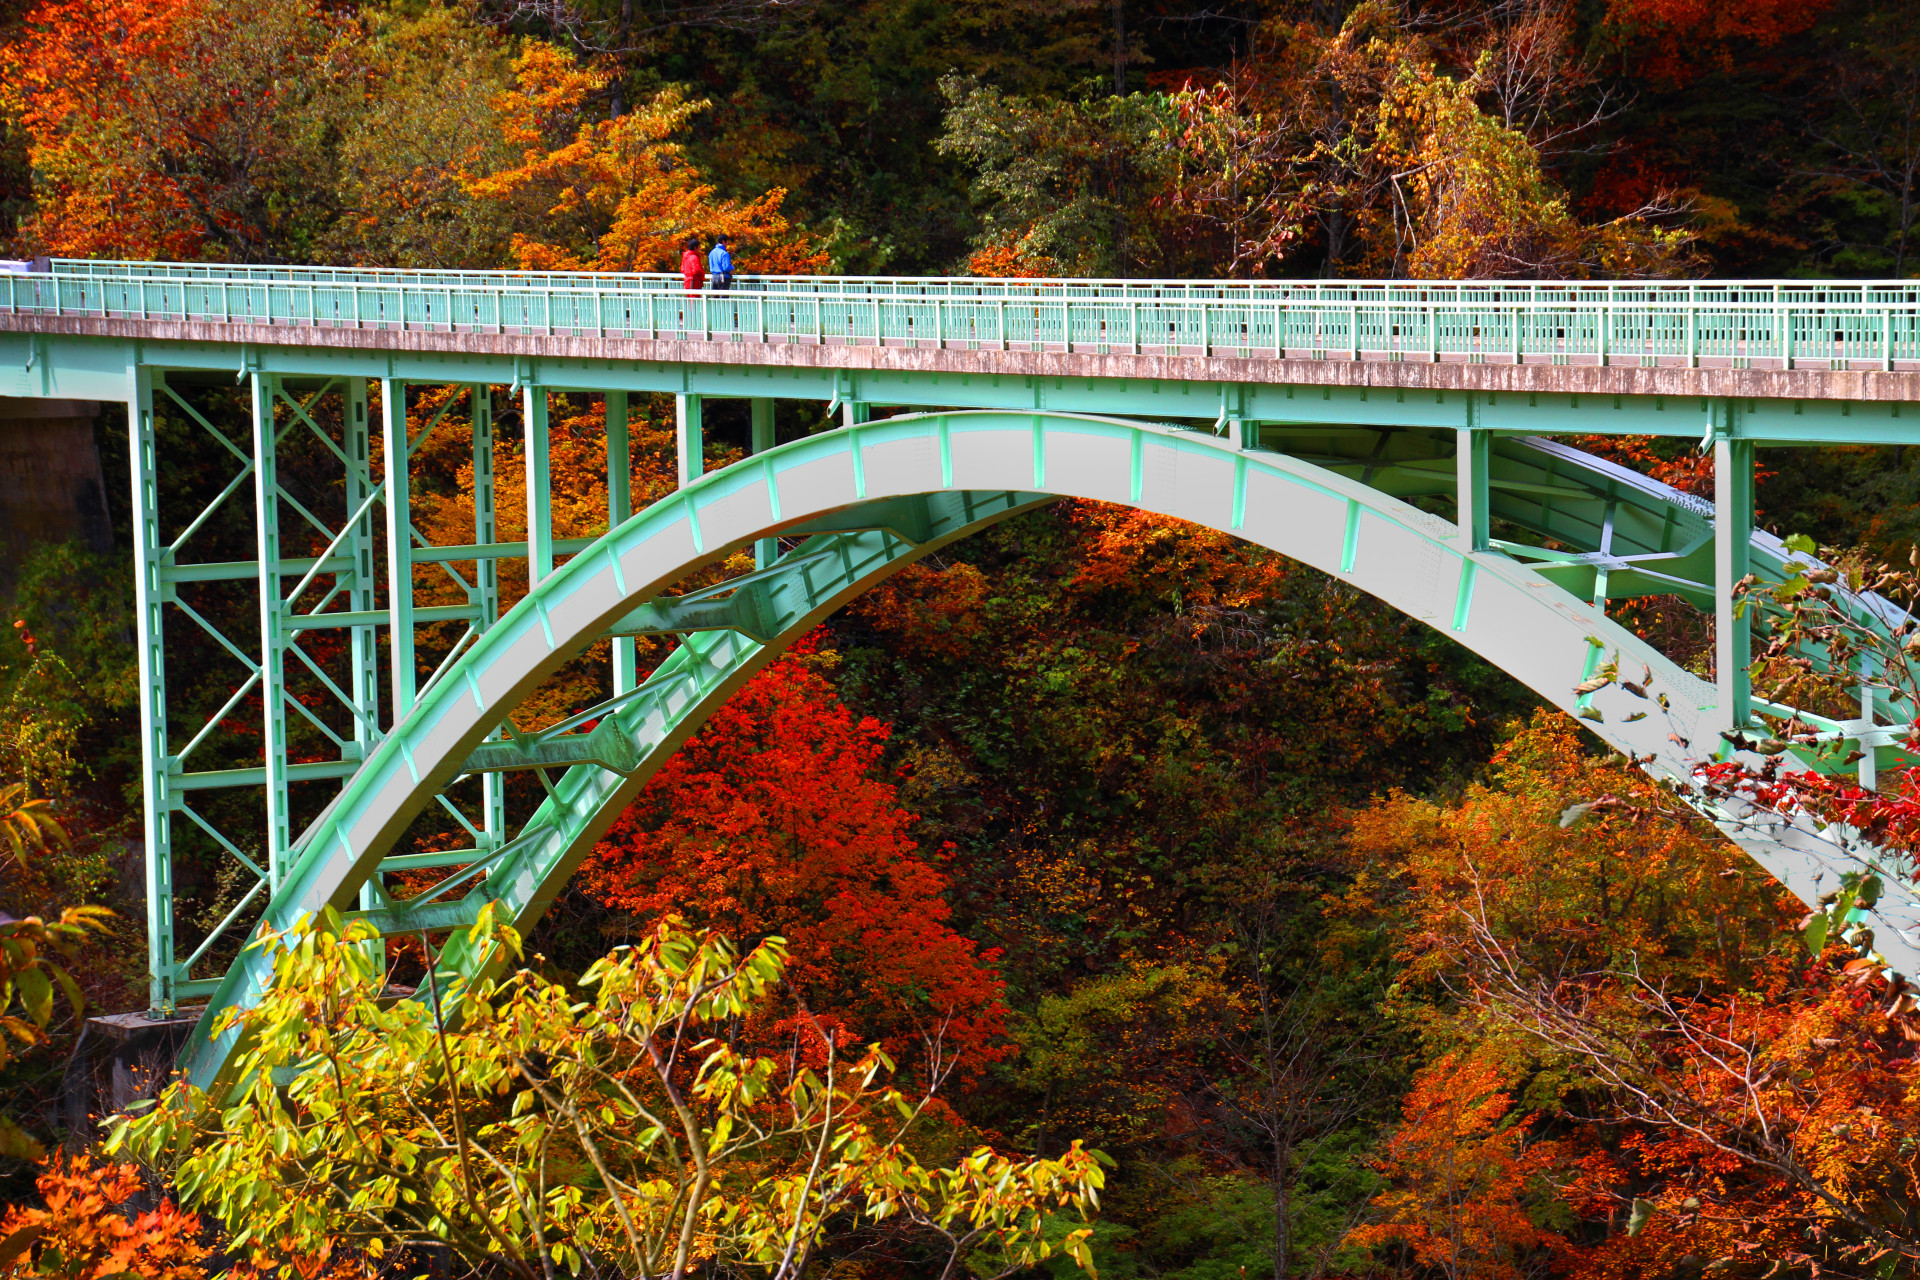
left=63, top=1009, right=200, bottom=1139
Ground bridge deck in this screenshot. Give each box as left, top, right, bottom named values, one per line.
left=7, top=261, right=1920, bottom=406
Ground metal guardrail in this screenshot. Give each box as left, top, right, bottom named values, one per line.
left=12, top=260, right=1920, bottom=368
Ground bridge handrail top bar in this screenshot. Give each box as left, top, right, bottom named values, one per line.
left=17, top=263, right=1920, bottom=378
left=33, top=257, right=1920, bottom=296
left=12, top=270, right=1920, bottom=310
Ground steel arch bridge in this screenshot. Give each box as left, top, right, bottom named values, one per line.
left=6, top=258, right=1920, bottom=1091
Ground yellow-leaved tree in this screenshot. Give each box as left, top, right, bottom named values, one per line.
left=462, top=44, right=827, bottom=275
left=1374, top=59, right=1693, bottom=280
left=112, top=910, right=1108, bottom=1280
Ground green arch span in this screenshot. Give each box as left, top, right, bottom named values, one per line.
left=177, top=410, right=1920, bottom=1091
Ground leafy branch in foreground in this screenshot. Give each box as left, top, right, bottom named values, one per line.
left=1693, top=535, right=1920, bottom=955
left=0, top=902, right=110, bottom=1160
left=111, top=909, right=1108, bottom=1280
left=1455, top=894, right=1920, bottom=1278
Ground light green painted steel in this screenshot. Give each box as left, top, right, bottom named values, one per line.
left=44, top=254, right=1920, bottom=310
left=128, top=364, right=175, bottom=1013
left=94, top=349, right=1910, bottom=1022
left=6, top=266, right=1919, bottom=1036
left=605, top=391, right=637, bottom=696
left=676, top=393, right=703, bottom=488
left=467, top=386, right=508, bottom=856
left=382, top=381, right=416, bottom=718
left=523, top=387, right=553, bottom=587
left=251, top=374, right=293, bottom=884
left=1716, top=435, right=1756, bottom=730
left=15, top=262, right=1920, bottom=368
left=170, top=409, right=1920, bottom=1093
left=14, top=324, right=1918, bottom=449
left=751, top=398, right=776, bottom=569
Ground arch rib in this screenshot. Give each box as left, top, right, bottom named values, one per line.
left=178, top=410, right=1920, bottom=1091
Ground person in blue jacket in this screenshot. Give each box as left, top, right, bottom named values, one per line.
left=708, top=236, right=734, bottom=291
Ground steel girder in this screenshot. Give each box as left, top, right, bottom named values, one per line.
left=173, top=408, right=1920, bottom=1093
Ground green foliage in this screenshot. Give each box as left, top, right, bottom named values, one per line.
left=0, top=905, right=110, bottom=1159
left=4, top=541, right=137, bottom=795
left=114, top=908, right=1109, bottom=1279
left=318, top=3, right=518, bottom=268
left=937, top=76, right=1180, bottom=276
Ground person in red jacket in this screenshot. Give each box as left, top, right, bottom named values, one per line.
left=680, top=238, right=706, bottom=294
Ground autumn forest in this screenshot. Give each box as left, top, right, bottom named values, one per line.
left=4, top=0, right=1920, bottom=1278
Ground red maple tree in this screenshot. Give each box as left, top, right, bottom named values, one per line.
left=585, top=638, right=1010, bottom=1079
left=1346, top=1051, right=1565, bottom=1280
left=0, top=1156, right=208, bottom=1280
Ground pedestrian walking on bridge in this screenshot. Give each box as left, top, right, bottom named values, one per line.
left=680, top=238, right=706, bottom=294
left=708, top=236, right=733, bottom=291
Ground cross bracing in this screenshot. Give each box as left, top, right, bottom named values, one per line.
left=3, top=261, right=1920, bottom=1096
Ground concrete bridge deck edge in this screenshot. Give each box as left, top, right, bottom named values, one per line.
left=8, top=314, right=1920, bottom=404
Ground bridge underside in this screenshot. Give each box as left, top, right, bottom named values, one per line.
left=0, top=320, right=1914, bottom=1095
left=13, top=315, right=1920, bottom=444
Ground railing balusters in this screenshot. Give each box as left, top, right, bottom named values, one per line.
left=12, top=262, right=1920, bottom=381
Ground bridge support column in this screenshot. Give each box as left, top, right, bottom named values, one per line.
left=251, top=374, right=293, bottom=886
left=523, top=386, right=553, bottom=585
left=1455, top=426, right=1490, bottom=552
left=127, top=365, right=175, bottom=1015
left=751, top=398, right=777, bottom=569
left=1714, top=429, right=1754, bottom=734
left=344, top=380, right=379, bottom=753
left=344, top=379, right=382, bottom=931
left=606, top=391, right=637, bottom=694
left=383, top=380, right=417, bottom=718
left=473, top=386, right=507, bottom=840
left=676, top=393, right=703, bottom=488
left=843, top=400, right=870, bottom=429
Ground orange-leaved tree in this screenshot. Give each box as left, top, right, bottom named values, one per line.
left=0, top=0, right=341, bottom=260
left=1537, top=963, right=1920, bottom=1279
left=585, top=640, right=1010, bottom=1079
left=1350, top=711, right=1795, bottom=993
left=1351, top=712, right=1920, bottom=1272
left=1346, top=1052, right=1564, bottom=1280
left=0, top=1156, right=207, bottom=1280
left=460, top=44, right=826, bottom=274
